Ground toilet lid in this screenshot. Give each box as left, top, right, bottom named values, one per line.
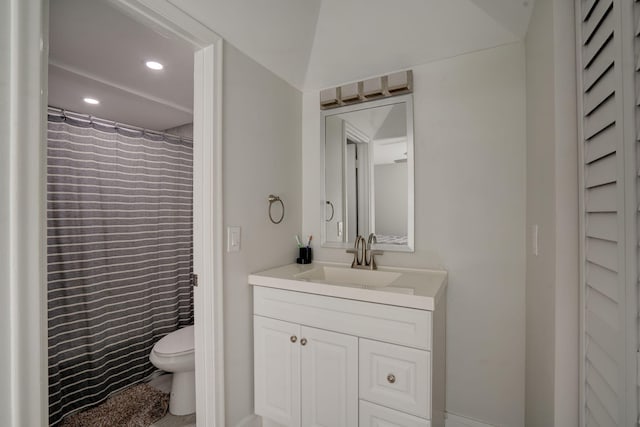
left=154, top=325, right=194, bottom=356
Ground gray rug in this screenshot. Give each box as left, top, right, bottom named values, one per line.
left=61, top=383, right=169, bottom=427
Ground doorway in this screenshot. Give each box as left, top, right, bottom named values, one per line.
left=1, top=1, right=224, bottom=426
left=48, top=2, right=195, bottom=423
left=103, top=6, right=225, bottom=427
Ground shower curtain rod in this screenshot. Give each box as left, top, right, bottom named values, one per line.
left=47, top=106, right=193, bottom=143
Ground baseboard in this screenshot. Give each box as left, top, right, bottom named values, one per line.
left=235, top=414, right=261, bottom=427
left=247, top=412, right=493, bottom=427
left=256, top=416, right=287, bottom=427
left=446, top=412, right=496, bottom=427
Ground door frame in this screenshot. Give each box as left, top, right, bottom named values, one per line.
left=83, top=2, right=227, bottom=425
left=1, top=1, right=225, bottom=425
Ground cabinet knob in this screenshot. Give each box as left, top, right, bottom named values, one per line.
left=290, top=336, right=297, bottom=343
left=300, top=338, right=307, bottom=346
left=387, top=374, right=396, bottom=384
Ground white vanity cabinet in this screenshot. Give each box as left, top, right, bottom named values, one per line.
left=251, top=264, right=446, bottom=427
left=254, top=315, right=358, bottom=427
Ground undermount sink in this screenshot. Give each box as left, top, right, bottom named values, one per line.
left=294, top=266, right=401, bottom=288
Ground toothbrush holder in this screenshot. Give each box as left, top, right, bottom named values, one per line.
left=297, top=247, right=312, bottom=264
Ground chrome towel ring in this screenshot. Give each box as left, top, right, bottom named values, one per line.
left=268, top=194, right=285, bottom=224
left=325, top=201, right=334, bottom=222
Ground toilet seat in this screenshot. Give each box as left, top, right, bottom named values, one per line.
left=154, top=325, right=194, bottom=357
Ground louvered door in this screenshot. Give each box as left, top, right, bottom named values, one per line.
left=577, top=0, right=639, bottom=425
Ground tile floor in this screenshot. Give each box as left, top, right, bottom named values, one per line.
left=148, top=375, right=196, bottom=427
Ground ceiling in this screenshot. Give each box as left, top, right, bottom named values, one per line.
left=49, top=0, right=195, bottom=131
left=169, top=0, right=534, bottom=91
left=48, top=0, right=534, bottom=129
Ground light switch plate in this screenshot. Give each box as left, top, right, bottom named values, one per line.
left=227, top=226, right=241, bottom=252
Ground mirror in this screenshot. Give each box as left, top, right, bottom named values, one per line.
left=321, top=94, right=414, bottom=252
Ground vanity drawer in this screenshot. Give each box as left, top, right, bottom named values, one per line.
left=359, top=400, right=431, bottom=427
left=359, top=338, right=431, bottom=419
left=254, top=286, right=432, bottom=350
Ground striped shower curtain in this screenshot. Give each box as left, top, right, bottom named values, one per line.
left=47, top=112, right=194, bottom=425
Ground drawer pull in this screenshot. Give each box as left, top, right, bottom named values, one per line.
left=300, top=338, right=308, bottom=346
left=290, top=335, right=297, bottom=343
left=387, top=374, right=396, bottom=384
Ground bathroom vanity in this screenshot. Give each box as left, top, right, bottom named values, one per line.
left=249, top=262, right=447, bottom=427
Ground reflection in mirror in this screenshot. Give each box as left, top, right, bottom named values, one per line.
left=321, top=94, right=414, bottom=252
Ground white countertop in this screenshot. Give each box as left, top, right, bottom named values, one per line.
left=248, top=262, right=447, bottom=310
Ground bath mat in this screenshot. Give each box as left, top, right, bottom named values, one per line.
left=60, top=383, right=169, bottom=427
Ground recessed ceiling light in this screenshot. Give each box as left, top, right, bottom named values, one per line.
left=83, top=97, right=100, bottom=105
left=145, top=61, right=164, bottom=71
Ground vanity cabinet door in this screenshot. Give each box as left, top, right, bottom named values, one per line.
left=254, top=316, right=301, bottom=427
left=300, top=326, right=358, bottom=427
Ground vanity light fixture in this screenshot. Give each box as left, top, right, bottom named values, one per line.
left=320, top=87, right=340, bottom=108
left=340, top=82, right=360, bottom=103
left=362, top=77, right=384, bottom=98
left=387, top=71, right=412, bottom=94
left=320, top=70, right=413, bottom=110
left=83, top=97, right=100, bottom=105
left=145, top=60, right=164, bottom=71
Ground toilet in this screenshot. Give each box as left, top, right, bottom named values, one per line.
left=149, top=325, right=195, bottom=415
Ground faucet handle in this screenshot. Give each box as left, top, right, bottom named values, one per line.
left=346, top=233, right=363, bottom=255
left=347, top=235, right=365, bottom=267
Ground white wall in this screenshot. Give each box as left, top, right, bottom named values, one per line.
left=524, top=0, right=579, bottom=425
left=374, top=162, right=408, bottom=236
left=525, top=0, right=556, bottom=423
left=303, top=42, right=527, bottom=426
left=221, top=42, right=302, bottom=426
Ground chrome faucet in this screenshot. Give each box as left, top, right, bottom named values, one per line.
left=347, top=233, right=383, bottom=270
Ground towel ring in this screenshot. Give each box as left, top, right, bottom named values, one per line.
left=325, top=201, right=335, bottom=222
left=268, top=195, right=285, bottom=224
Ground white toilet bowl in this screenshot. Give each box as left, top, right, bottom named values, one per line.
left=149, top=325, right=195, bottom=415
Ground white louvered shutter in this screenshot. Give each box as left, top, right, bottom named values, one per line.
left=577, top=0, right=639, bottom=425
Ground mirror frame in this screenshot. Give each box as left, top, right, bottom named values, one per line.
left=320, top=93, right=415, bottom=252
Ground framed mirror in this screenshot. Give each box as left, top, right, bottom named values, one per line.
left=321, top=94, right=414, bottom=252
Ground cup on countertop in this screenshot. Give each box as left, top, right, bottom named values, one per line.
left=296, top=247, right=312, bottom=264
